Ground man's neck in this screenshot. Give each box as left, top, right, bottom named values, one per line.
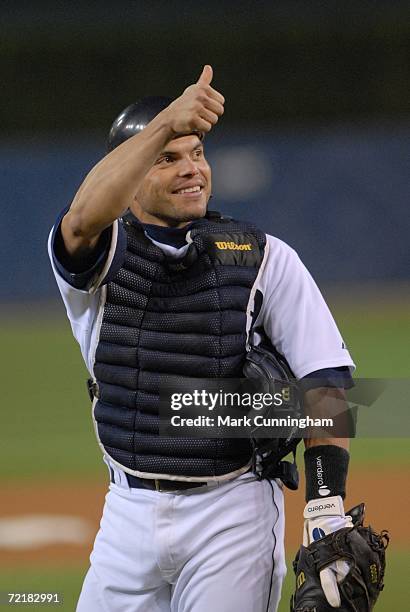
left=142, top=222, right=193, bottom=248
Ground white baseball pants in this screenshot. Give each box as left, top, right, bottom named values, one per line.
left=77, top=466, right=286, bottom=612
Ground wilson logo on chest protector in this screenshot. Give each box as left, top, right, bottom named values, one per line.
left=215, top=241, right=252, bottom=251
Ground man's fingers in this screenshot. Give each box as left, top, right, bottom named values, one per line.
left=319, top=567, right=341, bottom=608
left=195, top=65, right=224, bottom=105
left=208, top=88, right=225, bottom=105
left=195, top=118, right=213, bottom=133
left=203, top=97, right=224, bottom=117
left=197, top=65, right=213, bottom=86
left=319, top=560, right=350, bottom=608
left=173, top=66, right=223, bottom=134
left=199, top=108, right=219, bottom=126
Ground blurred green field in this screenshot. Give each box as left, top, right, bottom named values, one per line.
left=0, top=552, right=407, bottom=612
left=0, top=296, right=409, bottom=610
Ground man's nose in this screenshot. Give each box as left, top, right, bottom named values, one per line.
left=177, top=157, right=200, bottom=176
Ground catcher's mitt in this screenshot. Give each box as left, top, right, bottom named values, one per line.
left=291, top=503, right=389, bottom=612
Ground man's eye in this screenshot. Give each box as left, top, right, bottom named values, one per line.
left=157, top=155, right=173, bottom=164
left=193, top=149, right=203, bottom=158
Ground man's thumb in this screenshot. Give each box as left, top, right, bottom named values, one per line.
left=197, top=65, right=213, bottom=86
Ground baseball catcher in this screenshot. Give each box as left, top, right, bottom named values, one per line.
left=48, top=65, right=389, bottom=611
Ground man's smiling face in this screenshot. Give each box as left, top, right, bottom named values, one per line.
left=131, top=134, right=211, bottom=227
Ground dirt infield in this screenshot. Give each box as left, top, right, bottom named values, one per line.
left=0, top=469, right=407, bottom=567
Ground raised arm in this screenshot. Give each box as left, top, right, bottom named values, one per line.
left=61, top=65, right=224, bottom=260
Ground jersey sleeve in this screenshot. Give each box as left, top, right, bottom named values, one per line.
left=49, top=206, right=127, bottom=292
left=255, top=235, right=355, bottom=380
left=47, top=208, right=127, bottom=372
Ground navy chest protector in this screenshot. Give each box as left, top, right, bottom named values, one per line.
left=89, top=211, right=300, bottom=484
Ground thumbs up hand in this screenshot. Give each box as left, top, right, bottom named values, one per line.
left=162, top=65, right=225, bottom=137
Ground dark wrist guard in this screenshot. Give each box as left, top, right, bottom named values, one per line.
left=304, top=445, right=349, bottom=502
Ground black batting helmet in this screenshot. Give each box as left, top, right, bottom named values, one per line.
left=107, top=96, right=173, bottom=152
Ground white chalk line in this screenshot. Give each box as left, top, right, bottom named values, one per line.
left=0, top=515, right=94, bottom=550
